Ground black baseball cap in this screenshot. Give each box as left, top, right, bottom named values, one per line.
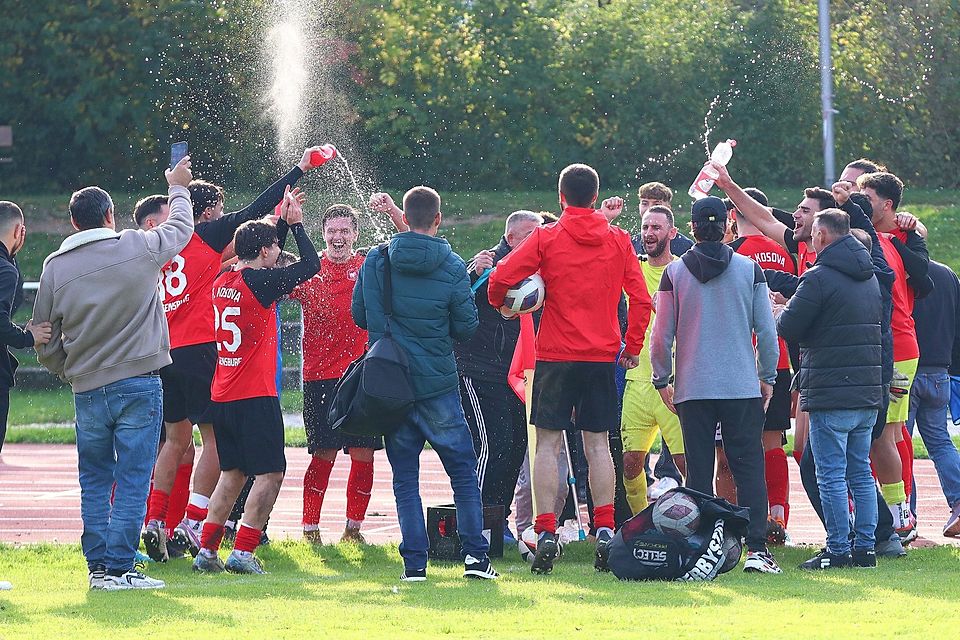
left=691, top=196, right=727, bottom=225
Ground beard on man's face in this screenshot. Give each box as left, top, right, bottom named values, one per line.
left=646, top=237, right=669, bottom=258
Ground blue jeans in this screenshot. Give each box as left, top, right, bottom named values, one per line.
left=907, top=369, right=960, bottom=509
left=385, top=388, right=487, bottom=570
left=808, top=408, right=878, bottom=554
left=74, top=375, right=162, bottom=573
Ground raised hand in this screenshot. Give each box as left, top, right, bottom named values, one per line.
left=600, top=196, right=624, bottom=222
left=165, top=155, right=192, bottom=188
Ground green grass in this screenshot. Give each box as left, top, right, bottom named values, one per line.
left=0, top=542, right=957, bottom=638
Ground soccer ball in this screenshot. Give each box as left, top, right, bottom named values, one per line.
left=501, top=274, right=545, bottom=317
left=518, top=526, right=563, bottom=563
left=652, top=489, right=701, bottom=538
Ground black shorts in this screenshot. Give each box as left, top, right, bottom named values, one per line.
left=209, top=397, right=286, bottom=476
left=160, top=342, right=217, bottom=424
left=531, top=361, right=618, bottom=432
left=763, top=369, right=793, bottom=432
left=303, top=379, right=383, bottom=454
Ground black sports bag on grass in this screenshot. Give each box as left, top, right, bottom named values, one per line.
left=327, top=245, right=414, bottom=437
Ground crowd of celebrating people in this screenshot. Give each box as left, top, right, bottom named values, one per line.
left=0, top=145, right=958, bottom=590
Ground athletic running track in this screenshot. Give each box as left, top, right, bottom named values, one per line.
left=1, top=444, right=957, bottom=548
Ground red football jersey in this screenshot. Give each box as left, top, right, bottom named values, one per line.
left=878, top=232, right=920, bottom=362
left=161, top=233, right=221, bottom=349
left=796, top=241, right=815, bottom=276
left=289, top=253, right=367, bottom=381
left=210, top=269, right=278, bottom=402
left=734, top=235, right=796, bottom=370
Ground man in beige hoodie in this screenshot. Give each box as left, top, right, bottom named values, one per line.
left=33, top=157, right=195, bottom=590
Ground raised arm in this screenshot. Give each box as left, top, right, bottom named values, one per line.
left=145, top=156, right=195, bottom=265
left=713, top=163, right=791, bottom=250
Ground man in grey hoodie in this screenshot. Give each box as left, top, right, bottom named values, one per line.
left=650, top=195, right=781, bottom=575
left=33, top=157, right=195, bottom=590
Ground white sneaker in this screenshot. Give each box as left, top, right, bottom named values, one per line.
left=743, top=550, right=783, bottom=574
left=103, top=570, right=165, bottom=590
left=88, top=566, right=106, bottom=590
left=649, top=477, right=680, bottom=501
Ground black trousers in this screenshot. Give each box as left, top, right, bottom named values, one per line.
left=799, top=394, right=895, bottom=543
left=676, top=397, right=768, bottom=551
left=0, top=387, right=9, bottom=454
left=459, top=376, right=527, bottom=520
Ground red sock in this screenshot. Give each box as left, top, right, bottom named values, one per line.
left=534, top=512, right=557, bottom=536
left=593, top=503, right=615, bottom=531
left=898, top=426, right=914, bottom=500
left=143, top=478, right=153, bottom=527
left=185, top=502, right=208, bottom=522
left=345, top=459, right=374, bottom=523
left=303, top=457, right=334, bottom=526
left=200, top=522, right=225, bottom=553
left=166, top=463, right=193, bottom=534
left=234, top=524, right=262, bottom=554
left=764, top=447, right=790, bottom=523
left=147, top=489, right=170, bottom=524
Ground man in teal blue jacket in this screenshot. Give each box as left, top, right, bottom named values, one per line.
left=352, top=186, right=496, bottom=581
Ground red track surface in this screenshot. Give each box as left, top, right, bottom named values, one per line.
left=0, top=443, right=957, bottom=548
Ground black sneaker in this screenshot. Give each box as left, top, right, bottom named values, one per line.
left=852, top=548, right=877, bottom=568
left=165, top=532, right=188, bottom=559
left=400, top=567, right=427, bottom=582
left=531, top=532, right=558, bottom=575
left=799, top=549, right=852, bottom=570
left=594, top=528, right=613, bottom=572
left=463, top=554, right=498, bottom=580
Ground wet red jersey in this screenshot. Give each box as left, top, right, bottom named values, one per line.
left=161, top=233, right=221, bottom=349
left=878, top=232, right=920, bottom=362
left=210, top=269, right=279, bottom=402
left=731, top=235, right=796, bottom=370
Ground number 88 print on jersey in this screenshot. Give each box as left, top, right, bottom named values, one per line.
left=210, top=268, right=280, bottom=403
left=160, top=234, right=224, bottom=349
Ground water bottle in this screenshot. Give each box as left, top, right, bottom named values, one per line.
left=309, top=144, right=338, bottom=168
left=688, top=139, right=737, bottom=200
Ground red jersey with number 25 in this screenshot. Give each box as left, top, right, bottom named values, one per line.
left=161, top=233, right=221, bottom=349
left=210, top=269, right=278, bottom=402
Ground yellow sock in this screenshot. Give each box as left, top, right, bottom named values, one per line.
left=881, top=481, right=907, bottom=505
left=624, top=473, right=648, bottom=515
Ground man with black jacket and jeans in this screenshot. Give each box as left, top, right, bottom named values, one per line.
left=458, top=210, right=542, bottom=543
left=907, top=260, right=960, bottom=536
left=650, top=196, right=781, bottom=574
left=778, top=209, right=883, bottom=569
left=0, top=202, right=51, bottom=454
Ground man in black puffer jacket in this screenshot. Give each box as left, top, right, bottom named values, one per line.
left=777, top=209, right=883, bottom=571
left=456, top=210, right=542, bottom=541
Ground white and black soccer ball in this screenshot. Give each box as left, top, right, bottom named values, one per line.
left=518, top=525, right=563, bottom=563
left=652, top=489, right=702, bottom=538
left=501, top=274, right=545, bottom=318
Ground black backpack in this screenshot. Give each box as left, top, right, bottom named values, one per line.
left=327, top=245, right=415, bottom=437
left=606, top=487, right=749, bottom=581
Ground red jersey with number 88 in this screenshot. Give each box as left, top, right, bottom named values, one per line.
left=161, top=233, right=221, bottom=349
left=210, top=269, right=278, bottom=402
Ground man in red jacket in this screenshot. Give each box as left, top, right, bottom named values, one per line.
left=488, top=164, right=652, bottom=575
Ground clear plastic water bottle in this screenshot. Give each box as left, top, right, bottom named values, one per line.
left=688, top=139, right=737, bottom=200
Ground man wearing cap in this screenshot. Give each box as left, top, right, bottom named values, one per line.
left=650, top=196, right=781, bottom=574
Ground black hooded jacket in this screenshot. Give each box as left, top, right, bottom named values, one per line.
left=455, top=237, right=522, bottom=383
left=777, top=234, right=883, bottom=411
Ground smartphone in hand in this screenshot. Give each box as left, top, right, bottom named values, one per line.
left=170, top=141, right=188, bottom=169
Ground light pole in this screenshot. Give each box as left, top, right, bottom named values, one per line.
left=819, top=0, right=836, bottom=185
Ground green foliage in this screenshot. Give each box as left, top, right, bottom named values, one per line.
left=0, top=1, right=957, bottom=194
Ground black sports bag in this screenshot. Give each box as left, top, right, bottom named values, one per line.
left=327, top=245, right=414, bottom=437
